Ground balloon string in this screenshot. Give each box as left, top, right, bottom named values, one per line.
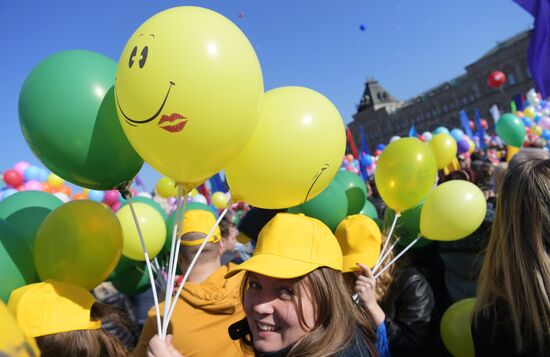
left=372, top=236, right=401, bottom=274
left=161, top=185, right=185, bottom=339
left=163, top=201, right=232, bottom=337
left=126, top=195, right=162, bottom=337
left=373, top=213, right=400, bottom=272
left=374, top=236, right=421, bottom=279
left=167, top=191, right=188, bottom=301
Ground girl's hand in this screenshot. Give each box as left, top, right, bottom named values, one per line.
left=354, top=262, right=386, bottom=325
left=147, top=335, right=183, bottom=357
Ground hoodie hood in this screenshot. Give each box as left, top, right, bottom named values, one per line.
left=180, top=263, right=242, bottom=314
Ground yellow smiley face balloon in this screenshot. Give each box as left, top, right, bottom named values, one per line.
left=115, top=7, right=263, bottom=188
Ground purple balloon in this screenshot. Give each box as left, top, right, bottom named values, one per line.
left=457, top=138, right=470, bottom=154
left=538, top=116, right=550, bottom=130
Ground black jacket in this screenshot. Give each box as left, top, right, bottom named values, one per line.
left=380, top=267, right=436, bottom=357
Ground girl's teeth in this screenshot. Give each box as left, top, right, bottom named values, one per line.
left=257, top=322, right=278, bottom=331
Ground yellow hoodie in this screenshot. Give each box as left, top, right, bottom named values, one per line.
left=133, top=263, right=248, bottom=357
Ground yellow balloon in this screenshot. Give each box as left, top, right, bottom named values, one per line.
left=468, top=140, right=476, bottom=154
left=212, top=191, right=228, bottom=209
left=115, top=7, right=263, bottom=186
left=429, top=133, right=457, bottom=169
left=117, top=203, right=166, bottom=261
left=0, top=301, right=40, bottom=356
left=47, top=173, right=64, bottom=188
left=440, top=298, right=475, bottom=357
left=523, top=106, right=535, bottom=119
left=375, top=138, right=437, bottom=213
left=225, top=86, right=346, bottom=209
left=533, top=125, right=543, bottom=136
left=156, top=177, right=177, bottom=198
left=420, top=180, right=486, bottom=241
left=189, top=188, right=199, bottom=197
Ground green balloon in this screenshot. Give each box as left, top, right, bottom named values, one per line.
left=164, top=202, right=218, bottom=254
left=334, top=170, right=367, bottom=215
left=440, top=298, right=476, bottom=357
left=111, top=264, right=150, bottom=295
left=360, top=199, right=378, bottom=219
left=121, top=196, right=167, bottom=221
left=495, top=113, right=526, bottom=147
left=384, top=203, right=432, bottom=248
left=19, top=50, right=143, bottom=190
left=288, top=181, right=348, bottom=232
left=108, top=255, right=139, bottom=281
left=0, top=191, right=63, bottom=252
left=0, top=219, right=37, bottom=302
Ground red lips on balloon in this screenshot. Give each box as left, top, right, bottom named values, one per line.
left=487, top=71, right=506, bottom=89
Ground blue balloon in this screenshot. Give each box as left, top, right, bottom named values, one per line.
left=360, top=153, right=373, bottom=167
left=534, top=115, right=541, bottom=124
left=37, top=168, right=49, bottom=182
left=450, top=128, right=464, bottom=141
left=376, top=144, right=386, bottom=151
left=433, top=127, right=449, bottom=135
left=522, top=117, right=533, bottom=128
left=359, top=24, right=366, bottom=31
left=542, top=130, right=550, bottom=140
left=457, top=138, right=470, bottom=154
left=23, top=166, right=40, bottom=181
left=87, top=190, right=105, bottom=202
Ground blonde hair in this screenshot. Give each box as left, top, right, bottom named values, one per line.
left=240, top=268, right=377, bottom=357
left=474, top=159, right=550, bottom=352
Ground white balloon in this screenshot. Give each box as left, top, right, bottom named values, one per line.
left=193, top=194, right=207, bottom=204
left=422, top=131, right=433, bottom=142
left=137, top=191, right=153, bottom=199
left=54, top=192, right=69, bottom=203
left=390, top=135, right=401, bottom=143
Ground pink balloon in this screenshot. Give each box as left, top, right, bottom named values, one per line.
left=13, top=161, right=30, bottom=176
left=23, top=180, right=44, bottom=191
left=112, top=201, right=122, bottom=212
left=538, top=116, right=550, bottom=130
left=103, top=190, right=120, bottom=206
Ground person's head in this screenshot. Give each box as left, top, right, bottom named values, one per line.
left=335, top=214, right=393, bottom=301
left=493, top=162, right=508, bottom=192
left=178, top=209, right=223, bottom=266
left=7, top=281, right=128, bottom=357
left=474, top=159, right=550, bottom=352
left=225, top=213, right=375, bottom=356
left=220, top=216, right=238, bottom=253
left=508, top=147, right=550, bottom=171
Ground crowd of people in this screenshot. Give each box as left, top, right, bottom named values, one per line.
left=3, top=145, right=550, bottom=357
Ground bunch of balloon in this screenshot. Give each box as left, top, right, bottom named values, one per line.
left=440, top=298, right=476, bottom=357
left=225, top=86, right=346, bottom=209
left=34, top=200, right=123, bottom=290
left=18, top=50, right=143, bottom=190
left=420, top=180, right=486, bottom=241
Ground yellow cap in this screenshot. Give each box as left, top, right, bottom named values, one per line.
left=8, top=281, right=101, bottom=337
left=225, top=213, right=343, bottom=279
left=0, top=300, right=41, bottom=356
left=335, top=214, right=382, bottom=272
left=180, top=209, right=221, bottom=246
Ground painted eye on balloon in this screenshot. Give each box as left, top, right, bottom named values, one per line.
left=139, top=46, right=149, bottom=68
left=129, top=46, right=138, bottom=68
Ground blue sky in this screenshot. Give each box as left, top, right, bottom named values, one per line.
left=0, top=1, right=532, bottom=191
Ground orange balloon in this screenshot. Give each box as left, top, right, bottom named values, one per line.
left=57, top=185, right=72, bottom=196
left=42, top=182, right=53, bottom=193
left=73, top=192, right=87, bottom=200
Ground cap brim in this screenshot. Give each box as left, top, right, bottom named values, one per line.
left=342, top=252, right=379, bottom=273
left=224, top=253, right=325, bottom=279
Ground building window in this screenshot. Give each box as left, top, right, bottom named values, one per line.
left=470, top=93, right=475, bottom=102
left=462, top=96, right=468, bottom=104
left=443, top=104, right=448, bottom=112
left=526, top=67, right=531, bottom=78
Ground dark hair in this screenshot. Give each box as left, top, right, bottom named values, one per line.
left=36, top=303, right=129, bottom=357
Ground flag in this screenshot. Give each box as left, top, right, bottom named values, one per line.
left=408, top=124, right=418, bottom=138
left=359, top=125, right=370, bottom=155
left=511, top=100, right=517, bottom=113
left=346, top=127, right=359, bottom=159
left=490, top=104, right=501, bottom=123
left=474, top=108, right=487, bottom=149
left=513, top=93, right=524, bottom=111
left=514, top=0, right=550, bottom=98
left=459, top=110, right=474, bottom=138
